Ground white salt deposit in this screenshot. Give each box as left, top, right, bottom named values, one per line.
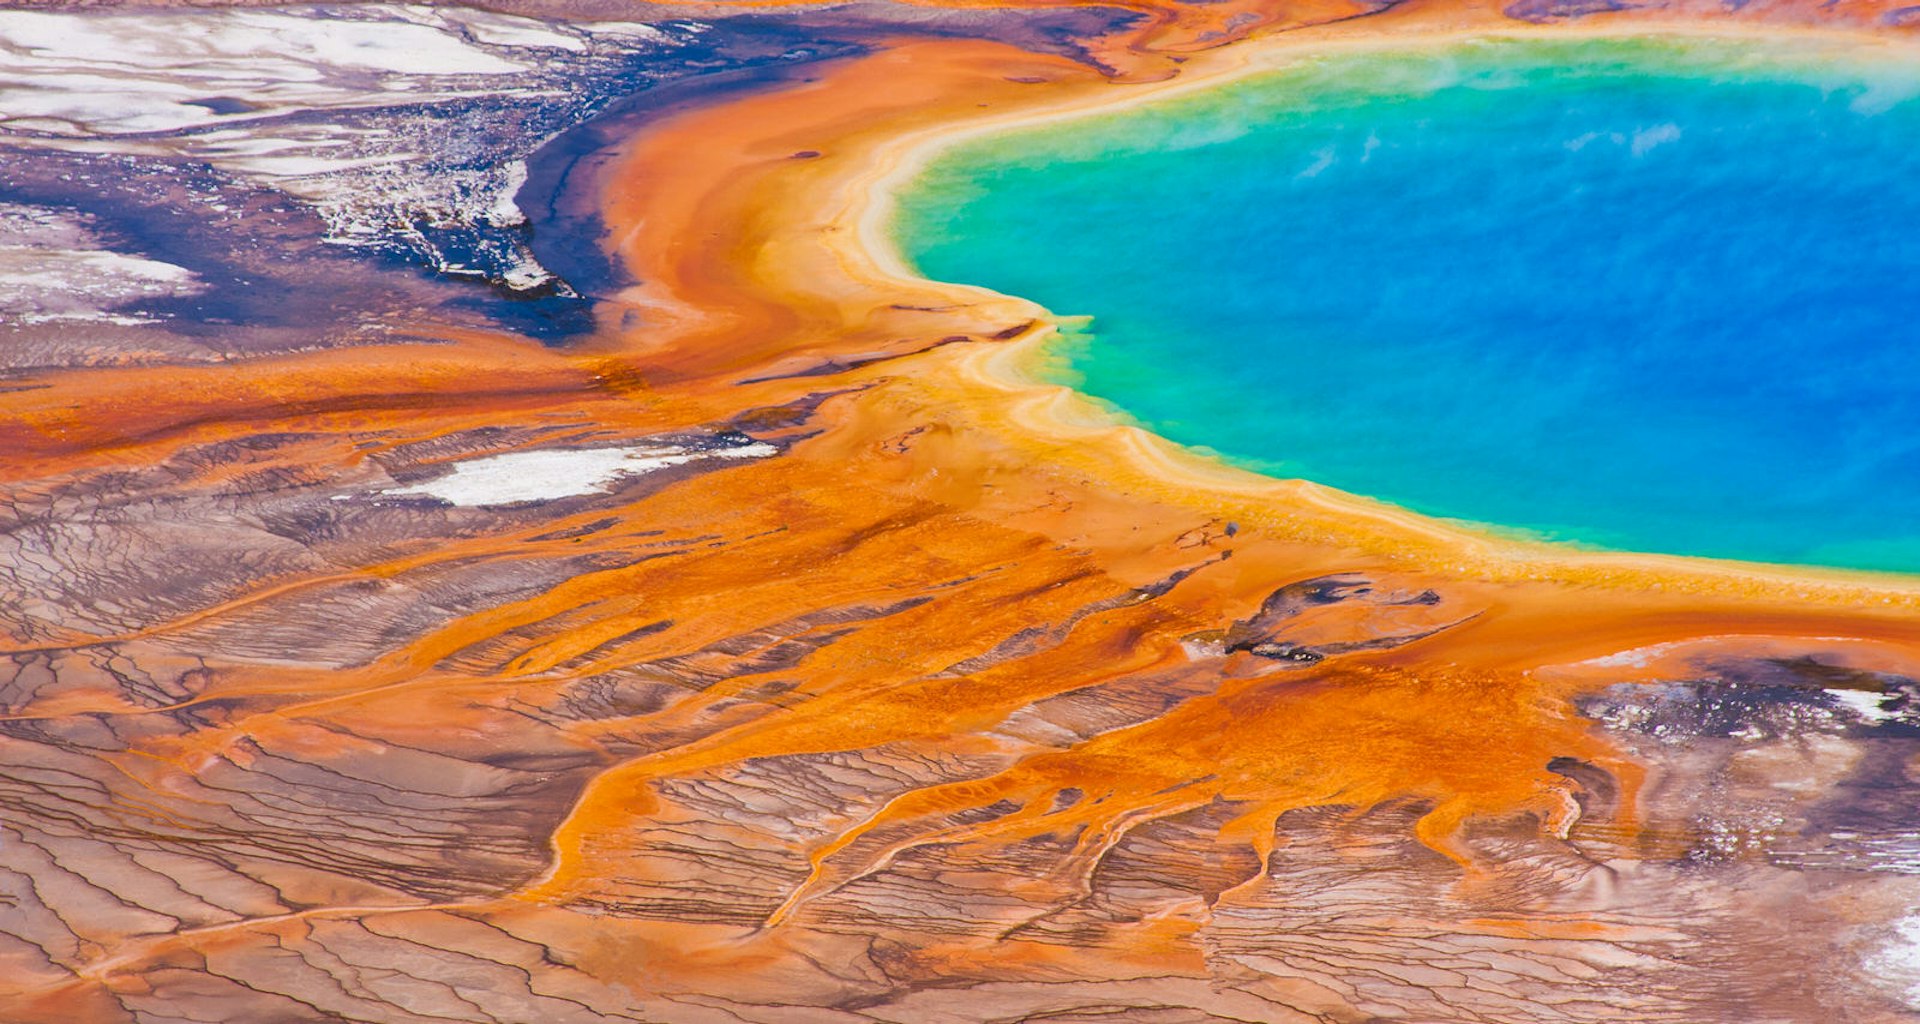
left=584, top=22, right=680, bottom=42
left=1868, top=915, right=1920, bottom=1009
left=0, top=7, right=662, bottom=136
left=0, top=10, right=526, bottom=82
left=381, top=443, right=778, bottom=507
left=440, top=9, right=591, bottom=52
left=0, top=6, right=683, bottom=304
left=1582, top=641, right=1686, bottom=670
left=224, top=153, right=415, bottom=179
left=1827, top=688, right=1901, bottom=724
left=488, top=161, right=530, bottom=227
left=0, top=204, right=206, bottom=322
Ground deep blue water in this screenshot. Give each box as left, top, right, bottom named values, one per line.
left=895, top=38, right=1920, bottom=573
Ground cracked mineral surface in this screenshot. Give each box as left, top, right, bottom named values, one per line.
left=8, top=0, right=1920, bottom=1022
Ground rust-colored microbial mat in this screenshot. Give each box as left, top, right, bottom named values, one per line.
left=8, top=0, right=1920, bottom=1021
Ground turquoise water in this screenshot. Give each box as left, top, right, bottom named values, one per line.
left=895, top=38, right=1920, bottom=573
